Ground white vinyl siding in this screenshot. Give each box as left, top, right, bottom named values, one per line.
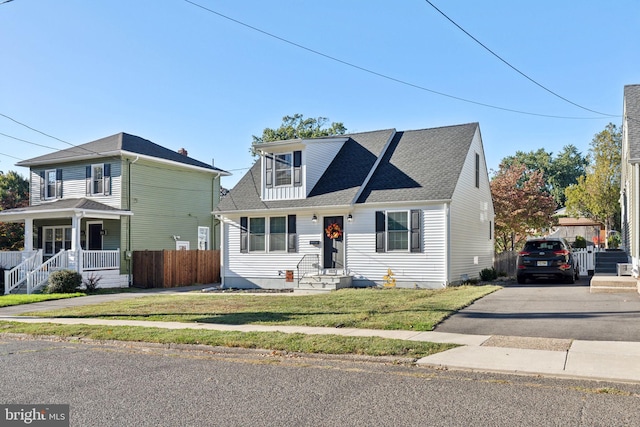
left=448, top=129, right=494, bottom=282
left=304, top=140, right=347, bottom=192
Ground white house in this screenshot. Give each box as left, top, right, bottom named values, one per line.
left=621, top=84, right=640, bottom=277
left=215, top=123, right=495, bottom=289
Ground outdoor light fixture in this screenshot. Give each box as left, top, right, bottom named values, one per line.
left=312, top=214, right=318, bottom=223
left=100, top=229, right=107, bottom=236
left=347, top=214, right=353, bottom=222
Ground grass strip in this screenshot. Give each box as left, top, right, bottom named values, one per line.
left=0, top=321, right=456, bottom=358
left=0, top=293, right=86, bottom=307
left=27, top=286, right=500, bottom=331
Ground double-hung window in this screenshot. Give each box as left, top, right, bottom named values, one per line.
left=269, top=217, right=286, bottom=251
left=45, top=170, right=57, bottom=199
left=249, top=217, right=266, bottom=252
left=387, top=211, right=409, bottom=251
left=274, top=153, right=292, bottom=186
left=86, top=163, right=111, bottom=196
left=376, top=210, right=421, bottom=253
left=40, top=169, right=62, bottom=200
left=240, top=215, right=297, bottom=253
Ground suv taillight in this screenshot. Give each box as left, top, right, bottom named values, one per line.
left=553, top=250, right=569, bottom=256
left=518, top=251, right=530, bottom=256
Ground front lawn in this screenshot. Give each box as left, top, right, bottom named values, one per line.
left=24, top=285, right=500, bottom=331
left=0, top=293, right=86, bottom=307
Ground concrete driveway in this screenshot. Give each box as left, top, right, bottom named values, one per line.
left=435, top=278, right=640, bottom=341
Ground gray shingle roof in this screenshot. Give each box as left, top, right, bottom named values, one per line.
left=216, top=123, right=479, bottom=213
left=17, top=132, right=228, bottom=174
left=625, top=85, right=640, bottom=160
left=0, top=198, right=122, bottom=215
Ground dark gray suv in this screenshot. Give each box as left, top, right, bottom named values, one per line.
left=516, top=237, right=579, bottom=284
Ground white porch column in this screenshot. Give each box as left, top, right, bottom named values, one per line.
left=71, top=213, right=82, bottom=251
left=24, top=218, right=33, bottom=252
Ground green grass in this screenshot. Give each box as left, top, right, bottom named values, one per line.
left=25, top=285, right=500, bottom=331
left=0, top=293, right=86, bottom=307
left=0, top=321, right=457, bottom=358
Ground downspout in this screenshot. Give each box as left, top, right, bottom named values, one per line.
left=445, top=202, right=451, bottom=287
left=635, top=164, right=639, bottom=273
left=127, top=156, right=139, bottom=286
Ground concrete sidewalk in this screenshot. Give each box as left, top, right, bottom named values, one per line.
left=1, top=288, right=640, bottom=383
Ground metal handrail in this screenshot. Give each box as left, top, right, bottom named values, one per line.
left=296, top=254, right=320, bottom=284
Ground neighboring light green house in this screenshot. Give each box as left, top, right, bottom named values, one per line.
left=1, top=132, right=229, bottom=293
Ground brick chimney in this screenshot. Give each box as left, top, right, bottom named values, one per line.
left=178, top=148, right=188, bottom=156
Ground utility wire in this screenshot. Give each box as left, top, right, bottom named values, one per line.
left=0, top=112, right=98, bottom=155
left=423, top=0, right=618, bottom=118
left=183, top=0, right=609, bottom=120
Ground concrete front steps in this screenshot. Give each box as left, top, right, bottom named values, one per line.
left=294, top=272, right=353, bottom=294
left=590, top=274, right=639, bottom=293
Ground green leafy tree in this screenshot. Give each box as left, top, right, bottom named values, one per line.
left=491, top=161, right=557, bottom=253
left=565, top=123, right=621, bottom=234
left=502, top=146, right=587, bottom=207
left=251, top=114, right=346, bottom=154
left=0, top=170, right=29, bottom=250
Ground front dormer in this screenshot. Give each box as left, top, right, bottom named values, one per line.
left=256, top=137, right=348, bottom=201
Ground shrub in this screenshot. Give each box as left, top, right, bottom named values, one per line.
left=46, top=269, right=83, bottom=294
left=82, top=273, right=102, bottom=293
left=479, top=267, right=498, bottom=281
left=574, top=236, right=587, bottom=249
left=608, top=232, right=621, bottom=249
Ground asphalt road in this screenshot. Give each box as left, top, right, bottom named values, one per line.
left=2, top=337, right=640, bottom=427
left=435, top=278, right=640, bottom=341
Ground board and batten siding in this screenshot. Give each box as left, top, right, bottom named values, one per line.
left=222, top=213, right=322, bottom=288
left=30, top=161, right=123, bottom=208
left=128, top=158, right=218, bottom=251
left=347, top=205, right=448, bottom=288
left=448, top=129, right=495, bottom=282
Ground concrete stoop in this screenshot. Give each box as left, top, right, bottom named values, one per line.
left=294, top=274, right=353, bottom=294
left=589, top=275, right=638, bottom=293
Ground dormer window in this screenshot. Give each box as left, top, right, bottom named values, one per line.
left=274, top=153, right=292, bottom=186
left=265, top=150, right=302, bottom=189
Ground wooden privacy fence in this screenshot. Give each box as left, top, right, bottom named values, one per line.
left=133, top=250, right=220, bottom=288
left=494, top=250, right=517, bottom=277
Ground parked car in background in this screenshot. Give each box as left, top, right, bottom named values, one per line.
left=516, top=237, right=579, bottom=284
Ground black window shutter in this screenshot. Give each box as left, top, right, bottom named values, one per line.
left=287, top=215, right=297, bottom=253
left=39, top=171, right=45, bottom=200
left=375, top=211, right=386, bottom=253
left=265, top=155, right=273, bottom=188
left=240, top=217, right=248, bottom=253
left=475, top=153, right=480, bottom=188
left=55, top=169, right=63, bottom=198
left=410, top=209, right=421, bottom=253
left=293, top=151, right=302, bottom=187
left=37, top=226, right=43, bottom=250
left=104, top=163, right=111, bottom=195
left=85, top=166, right=92, bottom=195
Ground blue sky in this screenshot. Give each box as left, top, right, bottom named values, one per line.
left=1, top=0, right=638, bottom=189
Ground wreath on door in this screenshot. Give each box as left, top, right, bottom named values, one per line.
left=325, top=223, right=343, bottom=239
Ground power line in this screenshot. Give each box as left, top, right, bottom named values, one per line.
left=0, top=112, right=98, bottom=155
left=0, top=151, right=23, bottom=161
left=183, top=0, right=612, bottom=121
left=423, top=0, right=618, bottom=118
left=0, top=131, right=67, bottom=152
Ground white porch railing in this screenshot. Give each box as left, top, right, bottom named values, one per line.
left=80, top=249, right=120, bottom=271
left=4, top=250, right=43, bottom=295
left=574, top=246, right=602, bottom=276
left=25, top=250, right=71, bottom=294
left=4, top=249, right=121, bottom=294
left=0, top=250, right=39, bottom=269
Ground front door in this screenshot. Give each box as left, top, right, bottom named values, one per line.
left=87, top=223, right=103, bottom=250
left=323, top=216, right=344, bottom=269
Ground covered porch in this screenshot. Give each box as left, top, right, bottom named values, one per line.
left=0, top=198, right=133, bottom=294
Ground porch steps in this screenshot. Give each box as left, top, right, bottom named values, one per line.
left=595, top=250, right=630, bottom=274
left=295, top=274, right=352, bottom=294
left=590, top=274, right=638, bottom=293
